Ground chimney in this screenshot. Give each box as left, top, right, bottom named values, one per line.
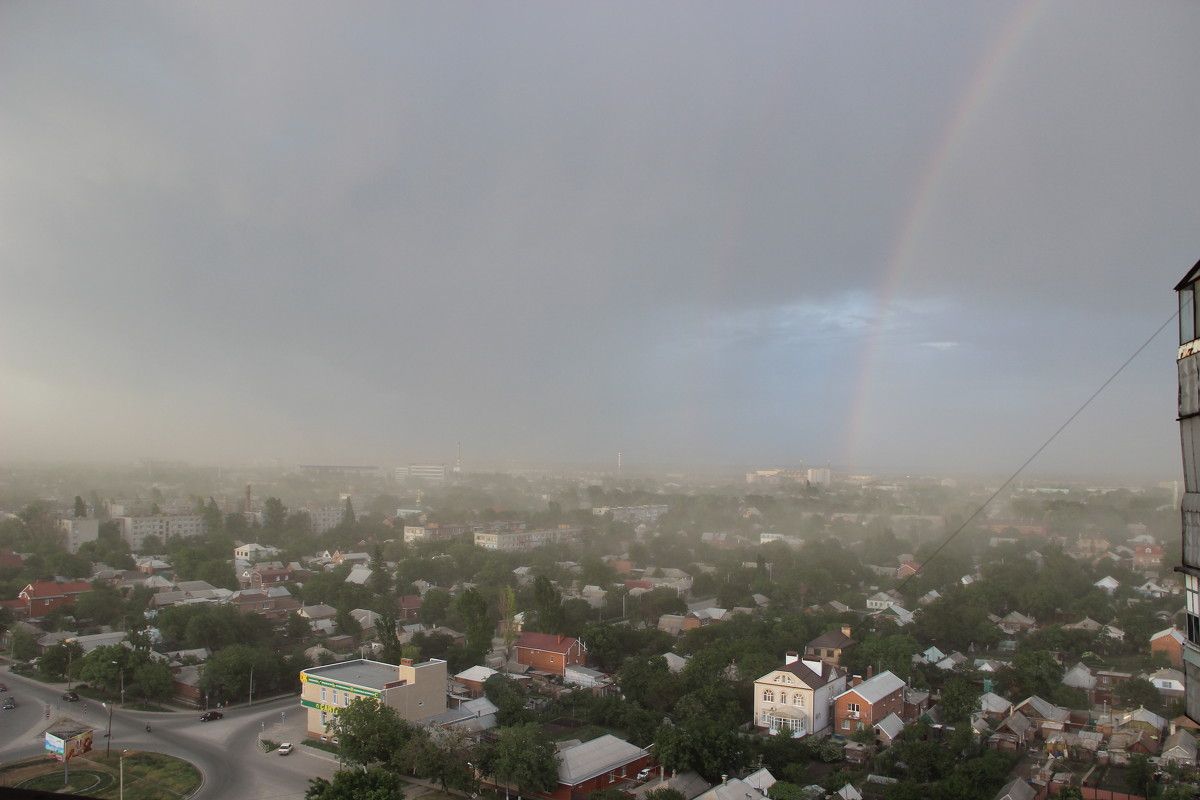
left=784, top=651, right=799, bottom=666
left=721, top=775, right=728, bottom=786
left=851, top=675, right=863, bottom=688
left=866, top=665, right=874, bottom=679
left=841, top=625, right=852, bottom=638
left=558, top=633, right=564, bottom=643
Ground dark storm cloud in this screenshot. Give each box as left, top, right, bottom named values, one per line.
left=2, top=1, right=1196, bottom=476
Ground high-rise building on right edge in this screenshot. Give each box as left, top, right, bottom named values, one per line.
left=1174, top=261, right=1200, bottom=722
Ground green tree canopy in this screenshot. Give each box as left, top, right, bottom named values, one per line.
left=305, top=769, right=405, bottom=800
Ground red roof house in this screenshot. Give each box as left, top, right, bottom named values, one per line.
left=18, top=580, right=93, bottom=618
left=513, top=631, right=587, bottom=675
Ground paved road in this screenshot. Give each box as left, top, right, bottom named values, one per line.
left=0, top=666, right=337, bottom=799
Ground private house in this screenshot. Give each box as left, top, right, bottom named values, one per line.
left=1093, top=576, right=1120, bottom=595
left=299, top=657, right=447, bottom=736
left=229, top=587, right=301, bottom=624
left=239, top=566, right=291, bottom=590
left=453, top=665, right=497, bottom=698
left=546, top=734, right=652, bottom=800
left=397, top=594, right=423, bottom=620
left=513, top=632, right=587, bottom=676
left=1131, top=543, right=1165, bottom=571
left=753, top=652, right=848, bottom=738
left=234, top=543, right=280, bottom=562
left=1151, top=627, right=1185, bottom=668
left=16, top=580, right=93, bottom=619
left=1013, top=696, right=1070, bottom=739
left=834, top=671, right=906, bottom=735
left=1147, top=668, right=1186, bottom=701
left=1162, top=729, right=1197, bottom=767
left=804, top=627, right=857, bottom=667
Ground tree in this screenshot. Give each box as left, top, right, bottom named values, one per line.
left=305, top=769, right=406, bottom=800
left=419, top=589, right=451, bottom=626
left=1117, top=678, right=1164, bottom=712
left=342, top=498, right=356, bottom=527
left=198, top=644, right=285, bottom=702
left=408, top=727, right=479, bottom=794
left=1008, top=649, right=1063, bottom=699
left=40, top=641, right=84, bottom=680
left=498, top=585, right=519, bottom=662
left=530, top=575, right=566, bottom=634
left=452, top=587, right=492, bottom=658
left=487, top=723, right=561, bottom=795
left=484, top=674, right=534, bottom=726
left=939, top=677, right=981, bottom=724
left=332, top=697, right=421, bottom=768
left=140, top=534, right=164, bottom=554
left=336, top=608, right=363, bottom=639
left=73, top=581, right=125, bottom=627
left=74, top=496, right=88, bottom=518
left=368, top=546, right=392, bottom=597
left=264, top=498, right=287, bottom=534
left=133, top=660, right=174, bottom=705
left=285, top=613, right=312, bottom=641
left=1125, top=754, right=1153, bottom=798
left=11, top=625, right=38, bottom=661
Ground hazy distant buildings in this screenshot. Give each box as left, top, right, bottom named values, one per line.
left=305, top=506, right=344, bottom=535
left=474, top=526, right=581, bottom=551
left=116, top=514, right=207, bottom=551
left=57, top=518, right=99, bottom=554
left=591, top=505, right=668, bottom=524
left=746, top=468, right=805, bottom=486
left=1174, top=263, right=1200, bottom=723
left=395, top=465, right=446, bottom=483
left=807, top=468, right=832, bottom=486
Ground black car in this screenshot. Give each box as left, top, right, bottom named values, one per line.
left=62, top=691, right=79, bottom=702
left=2, top=697, right=15, bottom=710
left=200, top=711, right=223, bottom=721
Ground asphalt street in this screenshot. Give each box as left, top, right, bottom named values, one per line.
left=0, top=665, right=337, bottom=799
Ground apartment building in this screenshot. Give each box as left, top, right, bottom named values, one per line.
left=116, top=514, right=207, bottom=551
left=57, top=518, right=99, bottom=554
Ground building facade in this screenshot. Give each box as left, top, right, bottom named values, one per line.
left=299, top=658, right=447, bottom=737
left=1176, top=264, right=1200, bottom=723
left=513, top=632, right=587, bottom=675
left=116, top=514, right=207, bottom=551
left=57, top=518, right=99, bottom=554
left=753, top=653, right=847, bottom=738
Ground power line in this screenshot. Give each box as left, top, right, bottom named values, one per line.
left=899, top=305, right=1182, bottom=591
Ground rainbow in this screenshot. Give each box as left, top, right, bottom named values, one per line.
left=842, top=0, right=1045, bottom=470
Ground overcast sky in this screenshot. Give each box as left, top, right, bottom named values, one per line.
left=3, top=2, right=1198, bottom=480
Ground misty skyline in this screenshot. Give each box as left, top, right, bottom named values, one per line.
left=3, top=2, right=1198, bottom=480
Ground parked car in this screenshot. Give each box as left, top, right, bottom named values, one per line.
left=200, top=711, right=223, bottom=722
left=2, top=697, right=15, bottom=710
left=62, top=691, right=79, bottom=702
left=277, top=743, right=294, bottom=756
left=637, top=768, right=655, bottom=781
left=0, top=682, right=8, bottom=691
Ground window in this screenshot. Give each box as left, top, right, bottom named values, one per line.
left=332, top=690, right=339, bottom=705
left=795, top=694, right=805, bottom=708
left=842, top=720, right=850, bottom=730
left=321, top=688, right=327, bottom=702
left=762, top=689, right=774, bottom=703
left=848, top=703, right=860, bottom=713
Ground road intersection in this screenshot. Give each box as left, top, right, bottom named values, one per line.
left=0, top=666, right=337, bottom=799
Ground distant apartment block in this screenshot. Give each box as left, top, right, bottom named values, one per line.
left=474, top=526, right=581, bottom=551
left=591, top=505, right=669, bottom=525
left=403, top=524, right=464, bottom=544
left=395, top=465, right=446, bottom=482
left=116, top=514, right=207, bottom=551
left=57, top=518, right=99, bottom=554
left=298, top=465, right=382, bottom=477
left=305, top=506, right=344, bottom=535
left=299, top=657, right=447, bottom=737
left=806, top=468, right=832, bottom=486
left=746, top=468, right=805, bottom=486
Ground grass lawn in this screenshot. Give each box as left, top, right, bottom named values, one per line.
left=0, top=750, right=201, bottom=799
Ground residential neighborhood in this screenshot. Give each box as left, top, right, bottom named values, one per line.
left=0, top=463, right=1194, bottom=800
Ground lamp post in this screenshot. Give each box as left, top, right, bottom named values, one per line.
left=111, top=660, right=125, bottom=706
left=105, top=702, right=114, bottom=758
left=120, top=750, right=127, bottom=800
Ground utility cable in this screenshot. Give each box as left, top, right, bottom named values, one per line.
left=898, top=304, right=1182, bottom=591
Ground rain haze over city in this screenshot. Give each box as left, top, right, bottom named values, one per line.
left=3, top=1, right=1200, bottom=480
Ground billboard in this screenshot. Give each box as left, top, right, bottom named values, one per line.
left=45, top=728, right=93, bottom=762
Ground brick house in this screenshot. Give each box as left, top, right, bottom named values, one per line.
left=1131, top=544, right=1165, bottom=571
left=1151, top=627, right=1185, bottom=668
left=513, top=632, right=587, bottom=675
left=804, top=627, right=857, bottom=667
left=834, top=670, right=906, bottom=735
left=17, top=580, right=93, bottom=618
left=543, top=734, right=651, bottom=800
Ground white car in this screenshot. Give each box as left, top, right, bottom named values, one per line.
left=637, top=767, right=655, bottom=781
left=277, top=743, right=294, bottom=756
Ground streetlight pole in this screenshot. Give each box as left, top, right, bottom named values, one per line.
left=105, top=702, right=114, bottom=758
left=249, top=664, right=254, bottom=706
left=120, top=750, right=127, bottom=800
